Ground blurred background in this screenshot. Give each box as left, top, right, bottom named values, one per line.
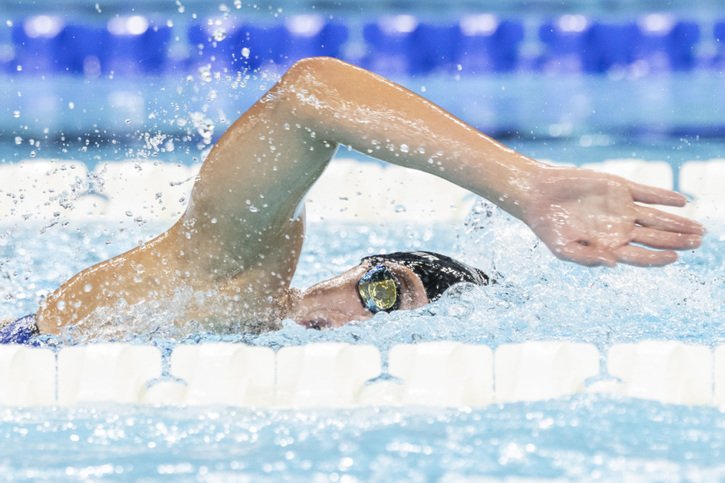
left=0, top=0, right=724, bottom=170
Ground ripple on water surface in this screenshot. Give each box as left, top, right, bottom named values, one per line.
left=1, top=398, right=724, bottom=481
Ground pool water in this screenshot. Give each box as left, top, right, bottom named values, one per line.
left=1, top=11, right=725, bottom=478
left=0, top=198, right=723, bottom=480
left=2, top=398, right=724, bottom=481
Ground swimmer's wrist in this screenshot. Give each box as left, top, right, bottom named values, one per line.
left=477, top=153, right=547, bottom=221
left=514, top=163, right=576, bottom=226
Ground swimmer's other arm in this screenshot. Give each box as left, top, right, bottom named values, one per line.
left=198, top=57, right=703, bottom=268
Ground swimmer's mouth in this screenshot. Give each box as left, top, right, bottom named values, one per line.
left=298, top=318, right=331, bottom=330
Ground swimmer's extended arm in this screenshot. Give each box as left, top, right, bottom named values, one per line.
left=187, top=56, right=702, bottom=270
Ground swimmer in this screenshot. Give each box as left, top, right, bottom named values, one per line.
left=1, top=57, right=704, bottom=341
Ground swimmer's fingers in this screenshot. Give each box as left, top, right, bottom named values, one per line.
left=635, top=205, right=705, bottom=235
left=627, top=181, right=686, bottom=206
left=554, top=238, right=687, bottom=267
left=553, top=243, right=617, bottom=267
left=613, top=245, right=678, bottom=267
left=631, top=226, right=703, bottom=250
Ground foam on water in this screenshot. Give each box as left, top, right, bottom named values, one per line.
left=227, top=200, right=723, bottom=356
left=2, top=194, right=721, bottom=355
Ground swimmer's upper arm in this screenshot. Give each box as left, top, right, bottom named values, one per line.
left=168, top=60, right=338, bottom=277
left=170, top=57, right=546, bottom=277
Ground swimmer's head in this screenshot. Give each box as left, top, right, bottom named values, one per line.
left=291, top=251, right=489, bottom=329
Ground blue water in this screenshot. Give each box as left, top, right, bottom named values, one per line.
left=1, top=8, right=725, bottom=477
left=2, top=398, right=724, bottom=481
left=3, top=73, right=725, bottom=160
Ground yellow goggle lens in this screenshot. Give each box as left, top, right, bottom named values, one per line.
left=357, top=265, right=399, bottom=313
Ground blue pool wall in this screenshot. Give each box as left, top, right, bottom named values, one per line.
left=2, top=13, right=725, bottom=77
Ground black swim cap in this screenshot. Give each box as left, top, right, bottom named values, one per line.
left=360, top=251, right=489, bottom=303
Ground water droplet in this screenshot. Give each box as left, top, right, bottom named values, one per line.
left=12, top=110, right=20, bottom=118
left=212, top=28, right=227, bottom=42
left=400, top=144, right=409, bottom=153
left=198, top=65, right=213, bottom=83
left=83, top=284, right=93, bottom=293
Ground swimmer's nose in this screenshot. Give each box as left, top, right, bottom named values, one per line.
left=291, top=286, right=371, bottom=329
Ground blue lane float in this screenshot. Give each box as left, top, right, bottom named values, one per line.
left=362, top=15, right=525, bottom=75
left=538, top=15, right=702, bottom=74
left=714, top=20, right=725, bottom=68
left=9, top=15, right=171, bottom=76
left=2, top=14, right=724, bottom=76
left=633, top=15, right=700, bottom=72
left=188, top=17, right=348, bottom=73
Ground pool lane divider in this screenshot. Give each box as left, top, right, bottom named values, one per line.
left=0, top=159, right=723, bottom=224
left=0, top=341, right=724, bottom=407
left=4, top=15, right=725, bottom=76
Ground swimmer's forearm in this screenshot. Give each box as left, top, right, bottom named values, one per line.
left=280, top=57, right=545, bottom=219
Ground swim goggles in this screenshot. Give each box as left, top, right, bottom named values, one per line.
left=357, top=264, right=401, bottom=313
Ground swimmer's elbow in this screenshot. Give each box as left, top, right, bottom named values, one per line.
left=275, top=57, right=353, bottom=118
left=283, top=56, right=348, bottom=83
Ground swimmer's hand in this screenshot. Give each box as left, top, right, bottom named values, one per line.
left=521, top=167, right=705, bottom=267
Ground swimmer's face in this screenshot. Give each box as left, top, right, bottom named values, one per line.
left=291, top=260, right=429, bottom=329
